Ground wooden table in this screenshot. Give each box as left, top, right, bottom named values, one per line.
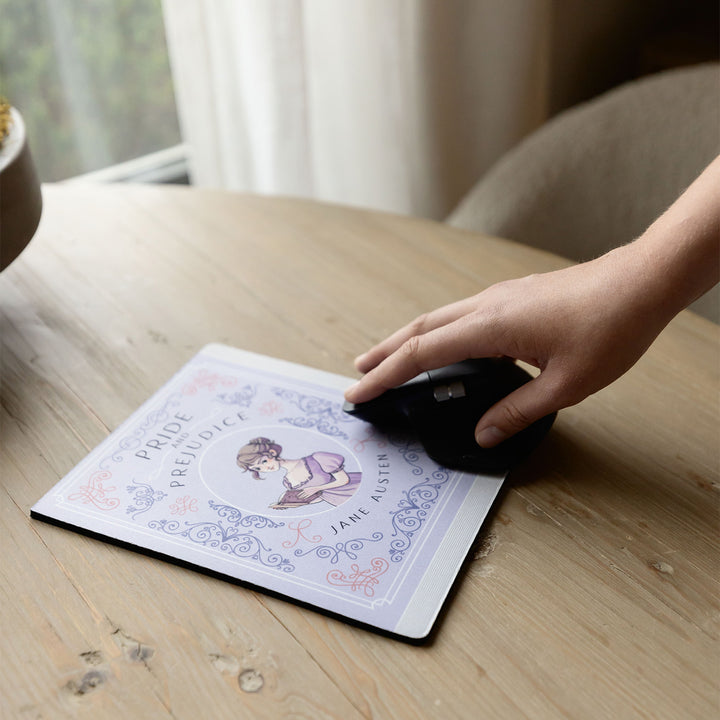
left=1, top=184, right=717, bottom=719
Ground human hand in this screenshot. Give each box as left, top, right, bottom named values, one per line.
left=345, top=243, right=676, bottom=447
left=298, top=487, right=320, bottom=500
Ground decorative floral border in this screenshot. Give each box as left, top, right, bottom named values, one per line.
left=148, top=501, right=294, bottom=572
left=387, top=439, right=452, bottom=562
left=292, top=532, right=384, bottom=564
left=271, top=388, right=354, bottom=439
left=215, top=384, right=257, bottom=408
left=327, top=558, right=389, bottom=597
left=126, top=479, right=168, bottom=520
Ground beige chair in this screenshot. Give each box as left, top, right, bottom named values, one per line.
left=447, top=63, right=719, bottom=322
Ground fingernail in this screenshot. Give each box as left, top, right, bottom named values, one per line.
left=475, top=426, right=508, bottom=448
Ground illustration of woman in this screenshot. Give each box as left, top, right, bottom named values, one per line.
left=236, top=437, right=361, bottom=510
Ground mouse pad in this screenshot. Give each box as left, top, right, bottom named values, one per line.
left=31, top=344, right=504, bottom=641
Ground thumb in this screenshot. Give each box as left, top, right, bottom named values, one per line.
left=474, top=373, right=560, bottom=448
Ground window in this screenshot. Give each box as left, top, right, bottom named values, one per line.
left=0, top=0, right=183, bottom=182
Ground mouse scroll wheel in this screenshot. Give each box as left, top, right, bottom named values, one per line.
left=432, top=381, right=466, bottom=402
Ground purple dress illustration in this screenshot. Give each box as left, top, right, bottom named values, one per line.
left=276, top=452, right=361, bottom=508
left=236, top=438, right=362, bottom=510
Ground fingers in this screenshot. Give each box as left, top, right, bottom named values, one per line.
left=354, top=297, right=479, bottom=374
left=346, top=311, right=506, bottom=404
left=474, top=371, right=563, bottom=447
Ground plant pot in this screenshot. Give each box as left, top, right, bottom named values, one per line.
left=0, top=107, right=43, bottom=271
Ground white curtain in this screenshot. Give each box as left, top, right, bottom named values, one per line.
left=162, top=0, right=553, bottom=219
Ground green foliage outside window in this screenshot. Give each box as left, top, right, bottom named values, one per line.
left=0, top=0, right=181, bottom=180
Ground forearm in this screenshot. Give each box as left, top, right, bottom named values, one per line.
left=627, top=154, right=720, bottom=319
left=319, top=471, right=350, bottom=491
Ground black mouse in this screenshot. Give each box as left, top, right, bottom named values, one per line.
left=343, top=358, right=555, bottom=474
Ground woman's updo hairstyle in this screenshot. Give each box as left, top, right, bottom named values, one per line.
left=236, top=437, right=283, bottom=480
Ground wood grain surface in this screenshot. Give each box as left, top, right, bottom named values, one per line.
left=1, top=183, right=717, bottom=719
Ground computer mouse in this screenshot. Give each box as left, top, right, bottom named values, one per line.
left=343, top=358, right=555, bottom=474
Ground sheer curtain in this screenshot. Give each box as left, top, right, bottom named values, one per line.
left=162, top=0, right=553, bottom=219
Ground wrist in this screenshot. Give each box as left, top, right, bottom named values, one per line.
left=593, top=240, right=679, bottom=330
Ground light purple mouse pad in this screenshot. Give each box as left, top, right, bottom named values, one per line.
left=32, top=345, right=504, bottom=640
